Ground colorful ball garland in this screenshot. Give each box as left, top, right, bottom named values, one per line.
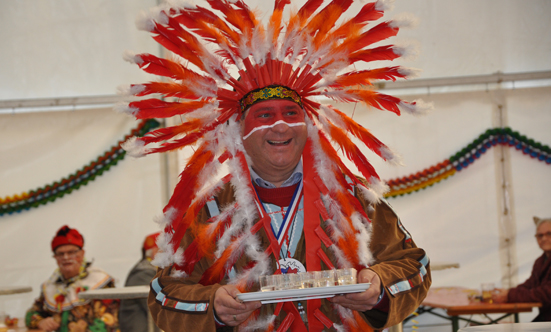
left=385, top=127, right=551, bottom=198
left=0, top=125, right=547, bottom=215
left=0, top=119, right=160, bottom=216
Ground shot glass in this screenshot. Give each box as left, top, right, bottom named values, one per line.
left=259, top=275, right=275, bottom=292
left=314, top=270, right=336, bottom=287
left=298, top=271, right=314, bottom=289
left=336, top=268, right=357, bottom=285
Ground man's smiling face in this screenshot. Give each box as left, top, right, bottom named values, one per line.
left=241, top=99, right=307, bottom=185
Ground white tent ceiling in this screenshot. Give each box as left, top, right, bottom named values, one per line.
left=1, top=0, right=550, bottom=328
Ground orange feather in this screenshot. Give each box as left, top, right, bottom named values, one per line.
left=326, top=120, right=380, bottom=181
left=132, top=82, right=199, bottom=100
left=326, top=106, right=389, bottom=160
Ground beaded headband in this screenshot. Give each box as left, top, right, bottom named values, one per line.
left=240, top=85, right=302, bottom=112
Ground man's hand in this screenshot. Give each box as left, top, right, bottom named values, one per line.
left=492, top=288, right=509, bottom=304
left=329, top=269, right=382, bottom=312
left=37, top=317, right=60, bottom=332
left=214, top=285, right=261, bottom=326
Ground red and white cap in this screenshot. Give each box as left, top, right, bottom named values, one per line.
left=51, top=225, right=84, bottom=252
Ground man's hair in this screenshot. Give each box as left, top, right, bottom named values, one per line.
left=534, top=216, right=551, bottom=229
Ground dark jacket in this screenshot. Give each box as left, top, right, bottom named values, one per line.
left=120, top=258, right=159, bottom=332
left=508, top=253, right=551, bottom=321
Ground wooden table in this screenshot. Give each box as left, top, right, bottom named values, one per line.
left=458, top=322, right=551, bottom=331
left=412, top=287, right=541, bottom=332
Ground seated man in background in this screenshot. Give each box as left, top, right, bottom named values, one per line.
left=119, top=232, right=160, bottom=332
left=26, top=225, right=119, bottom=332
left=493, top=216, right=551, bottom=321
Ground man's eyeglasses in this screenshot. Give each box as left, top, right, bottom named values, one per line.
left=535, top=231, right=551, bottom=240
left=53, top=249, right=81, bottom=259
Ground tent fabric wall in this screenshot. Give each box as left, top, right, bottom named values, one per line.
left=0, top=109, right=164, bottom=320
left=1, top=0, right=550, bottom=328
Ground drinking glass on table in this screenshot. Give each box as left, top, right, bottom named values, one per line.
left=481, top=283, right=495, bottom=303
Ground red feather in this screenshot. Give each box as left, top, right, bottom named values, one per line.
left=349, top=21, right=399, bottom=53
left=348, top=89, right=403, bottom=115
left=331, top=1, right=384, bottom=38
left=348, top=45, right=400, bottom=64
left=140, top=119, right=203, bottom=145
left=144, top=108, right=237, bottom=155
left=152, top=24, right=205, bottom=71
left=129, top=99, right=210, bottom=120
left=170, top=197, right=210, bottom=254
left=131, top=82, right=200, bottom=100
left=333, top=66, right=407, bottom=88
left=181, top=240, right=202, bottom=275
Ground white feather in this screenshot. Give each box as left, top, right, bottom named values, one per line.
left=379, top=146, right=403, bottom=166
left=392, top=41, right=420, bottom=61
left=358, top=184, right=381, bottom=204
left=368, top=176, right=389, bottom=196
left=389, top=13, right=419, bottom=29
left=170, top=269, right=187, bottom=278
left=398, top=67, right=421, bottom=79
left=113, top=102, right=138, bottom=117
left=351, top=212, right=374, bottom=266
left=241, top=314, right=276, bottom=332
left=121, top=137, right=148, bottom=158
left=375, top=0, right=395, bottom=12
left=135, top=9, right=157, bottom=32
left=398, top=99, right=434, bottom=116
left=122, top=50, right=142, bottom=65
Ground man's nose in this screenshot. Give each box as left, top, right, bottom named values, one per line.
left=271, top=120, right=290, bottom=133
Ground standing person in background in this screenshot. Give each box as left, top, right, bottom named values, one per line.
left=493, top=217, right=551, bottom=321
left=26, top=225, right=119, bottom=332
left=119, top=232, right=161, bottom=332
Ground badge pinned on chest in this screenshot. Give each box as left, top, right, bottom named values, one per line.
left=279, top=258, right=306, bottom=274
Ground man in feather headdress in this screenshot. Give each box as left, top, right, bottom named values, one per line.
left=119, top=0, right=432, bottom=331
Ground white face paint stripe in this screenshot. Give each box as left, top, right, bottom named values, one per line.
left=242, top=120, right=306, bottom=140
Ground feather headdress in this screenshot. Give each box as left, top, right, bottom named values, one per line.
left=120, top=0, right=431, bottom=330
